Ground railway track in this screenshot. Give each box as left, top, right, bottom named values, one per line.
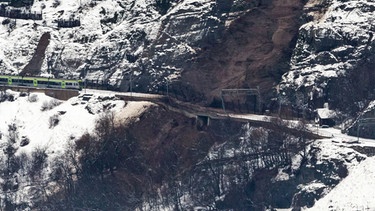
left=2, top=86, right=326, bottom=139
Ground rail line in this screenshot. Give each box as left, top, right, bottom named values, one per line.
left=2, top=86, right=326, bottom=139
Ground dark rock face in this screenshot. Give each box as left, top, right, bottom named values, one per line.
left=347, top=101, right=375, bottom=138
left=127, top=0, right=224, bottom=94
left=242, top=142, right=364, bottom=210
left=21, top=32, right=51, bottom=76
left=181, top=0, right=305, bottom=104
left=2, top=0, right=375, bottom=117
left=16, top=0, right=303, bottom=106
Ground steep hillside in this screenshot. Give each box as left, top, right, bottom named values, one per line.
left=183, top=0, right=305, bottom=103
left=0, top=89, right=155, bottom=209
left=1, top=0, right=374, bottom=116
left=0, top=0, right=306, bottom=104
left=280, top=0, right=375, bottom=116
left=2, top=0, right=375, bottom=210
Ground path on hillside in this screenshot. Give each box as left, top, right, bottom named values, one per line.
left=0, top=86, right=354, bottom=140
left=82, top=89, right=325, bottom=139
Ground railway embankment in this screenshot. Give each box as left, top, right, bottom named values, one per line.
left=0, top=85, right=79, bottom=100
left=1, top=86, right=325, bottom=139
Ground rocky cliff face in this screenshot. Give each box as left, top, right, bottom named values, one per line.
left=182, top=0, right=305, bottom=103
left=0, top=0, right=305, bottom=103
left=280, top=0, right=375, bottom=116
left=1, top=0, right=374, bottom=115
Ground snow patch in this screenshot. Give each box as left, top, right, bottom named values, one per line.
left=308, top=157, right=375, bottom=210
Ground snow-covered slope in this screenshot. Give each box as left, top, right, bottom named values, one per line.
left=0, top=0, right=161, bottom=81
left=0, top=90, right=105, bottom=155
left=300, top=127, right=375, bottom=210
left=0, top=90, right=153, bottom=156
left=0, top=0, right=240, bottom=92
left=308, top=156, right=375, bottom=210
left=0, top=89, right=155, bottom=207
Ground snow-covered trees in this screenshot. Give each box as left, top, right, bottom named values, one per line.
left=40, top=112, right=144, bottom=210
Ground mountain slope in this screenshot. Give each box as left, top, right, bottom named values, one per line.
left=280, top=0, right=375, bottom=115
left=0, top=0, right=306, bottom=104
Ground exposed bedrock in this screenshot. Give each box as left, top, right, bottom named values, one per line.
left=279, top=0, right=375, bottom=116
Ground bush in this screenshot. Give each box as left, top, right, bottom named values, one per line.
left=20, top=136, right=30, bottom=147
left=28, top=94, right=38, bottom=103
left=75, top=113, right=140, bottom=177
left=7, top=19, right=16, bottom=34
left=19, top=92, right=28, bottom=97
left=0, top=91, right=15, bottom=102
left=2, top=18, right=10, bottom=25
left=7, top=122, right=18, bottom=144
left=30, top=147, right=48, bottom=180
left=49, top=114, right=60, bottom=128
left=52, top=0, right=60, bottom=7
left=41, top=99, right=62, bottom=111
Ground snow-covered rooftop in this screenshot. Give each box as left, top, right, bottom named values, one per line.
left=316, top=107, right=336, bottom=119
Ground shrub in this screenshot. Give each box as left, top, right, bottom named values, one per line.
left=49, top=114, right=60, bottom=128
left=8, top=94, right=14, bottom=102
left=2, top=18, right=10, bottom=25
left=0, top=91, right=15, bottom=102
left=75, top=113, right=140, bottom=177
left=7, top=19, right=16, bottom=34
left=30, top=147, right=48, bottom=180
left=52, top=0, right=60, bottom=7
left=28, top=94, right=38, bottom=103
left=7, top=122, right=18, bottom=144
left=19, top=92, right=28, bottom=97
left=41, top=99, right=62, bottom=111
left=20, top=136, right=30, bottom=147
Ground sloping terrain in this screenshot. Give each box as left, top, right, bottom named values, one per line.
left=1, top=0, right=374, bottom=115
left=1, top=0, right=375, bottom=210
left=0, top=0, right=305, bottom=104
left=183, top=0, right=305, bottom=103
left=280, top=0, right=375, bottom=115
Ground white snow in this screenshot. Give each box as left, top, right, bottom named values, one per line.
left=0, top=89, right=155, bottom=158
left=82, top=88, right=164, bottom=99
left=316, top=107, right=336, bottom=119
left=0, top=89, right=157, bottom=207
left=280, top=0, right=375, bottom=93
left=0, top=0, right=161, bottom=79
left=273, top=168, right=290, bottom=182
left=302, top=126, right=375, bottom=210
left=307, top=157, right=375, bottom=210
left=299, top=182, right=326, bottom=195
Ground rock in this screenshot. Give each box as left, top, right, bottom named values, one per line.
left=280, top=0, right=375, bottom=115
left=57, top=111, right=66, bottom=115
left=20, top=136, right=30, bottom=147
left=292, top=185, right=325, bottom=209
